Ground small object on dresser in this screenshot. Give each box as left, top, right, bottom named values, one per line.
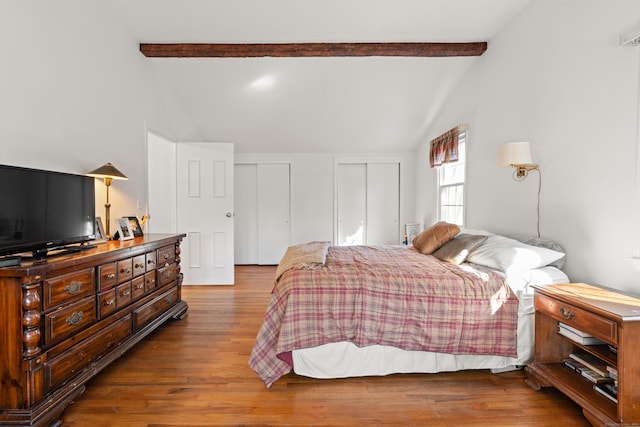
left=558, top=323, right=606, bottom=345
left=0, top=256, right=21, bottom=268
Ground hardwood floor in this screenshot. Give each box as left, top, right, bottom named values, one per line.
left=62, top=265, right=590, bottom=426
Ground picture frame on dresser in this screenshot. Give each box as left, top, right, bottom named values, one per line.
left=94, top=216, right=107, bottom=242
left=127, top=216, right=144, bottom=237
left=115, top=217, right=134, bottom=240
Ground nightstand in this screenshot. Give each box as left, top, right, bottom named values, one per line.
left=525, top=283, right=640, bottom=427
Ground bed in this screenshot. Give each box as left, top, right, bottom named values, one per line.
left=249, top=224, right=568, bottom=388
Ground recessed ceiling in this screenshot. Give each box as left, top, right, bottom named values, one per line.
left=102, top=0, right=531, bottom=153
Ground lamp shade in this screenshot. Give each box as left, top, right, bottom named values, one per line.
left=497, top=141, right=533, bottom=167
left=86, top=163, right=128, bottom=180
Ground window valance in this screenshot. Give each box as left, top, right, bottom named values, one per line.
left=429, top=127, right=460, bottom=168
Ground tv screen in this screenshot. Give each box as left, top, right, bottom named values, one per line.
left=0, top=164, right=95, bottom=258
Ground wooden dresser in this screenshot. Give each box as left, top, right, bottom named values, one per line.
left=0, top=234, right=188, bottom=427
left=525, top=283, right=640, bottom=427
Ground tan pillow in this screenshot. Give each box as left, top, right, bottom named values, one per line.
left=412, top=221, right=460, bottom=255
left=432, top=233, right=488, bottom=264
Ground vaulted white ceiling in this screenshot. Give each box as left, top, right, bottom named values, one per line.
left=103, top=0, right=531, bottom=153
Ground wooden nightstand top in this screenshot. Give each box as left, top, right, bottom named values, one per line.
left=533, top=282, right=640, bottom=321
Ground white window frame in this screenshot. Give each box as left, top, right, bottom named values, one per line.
left=436, top=129, right=467, bottom=226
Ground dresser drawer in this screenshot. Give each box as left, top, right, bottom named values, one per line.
left=157, top=263, right=178, bottom=287
left=45, top=296, right=97, bottom=345
left=144, top=271, right=157, bottom=293
left=98, top=262, right=117, bottom=291
left=132, top=254, right=146, bottom=277
left=117, top=258, right=133, bottom=284
left=43, top=268, right=95, bottom=310
left=133, top=287, right=178, bottom=330
left=146, top=250, right=157, bottom=271
left=44, top=314, right=132, bottom=391
left=158, top=244, right=176, bottom=265
left=116, top=282, right=132, bottom=309
left=98, top=288, right=117, bottom=318
left=535, top=293, right=617, bottom=344
left=132, top=276, right=145, bottom=300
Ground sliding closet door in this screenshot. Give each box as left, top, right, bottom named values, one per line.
left=367, top=163, right=400, bottom=245
left=257, top=164, right=291, bottom=264
left=336, top=162, right=400, bottom=246
left=234, top=163, right=291, bottom=265
left=234, top=164, right=258, bottom=265
left=337, top=164, right=367, bottom=245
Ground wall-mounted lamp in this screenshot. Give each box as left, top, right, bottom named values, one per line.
left=87, top=163, right=128, bottom=238
left=497, top=141, right=541, bottom=237
left=497, top=141, right=539, bottom=181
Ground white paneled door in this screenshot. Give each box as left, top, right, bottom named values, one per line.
left=177, top=143, right=234, bottom=285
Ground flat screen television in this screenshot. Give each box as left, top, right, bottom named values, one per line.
left=0, top=164, right=95, bottom=259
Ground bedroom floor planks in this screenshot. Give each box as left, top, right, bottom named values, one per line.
left=62, top=265, right=590, bottom=426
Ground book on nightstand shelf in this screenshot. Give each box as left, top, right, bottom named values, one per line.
left=558, top=323, right=606, bottom=345
left=569, top=353, right=610, bottom=378
left=563, top=359, right=613, bottom=384
left=594, top=382, right=618, bottom=403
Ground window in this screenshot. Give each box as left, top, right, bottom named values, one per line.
left=437, top=129, right=466, bottom=226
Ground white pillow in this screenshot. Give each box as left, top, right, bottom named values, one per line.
left=466, top=235, right=565, bottom=272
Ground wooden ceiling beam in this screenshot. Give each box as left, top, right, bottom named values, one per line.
left=139, top=42, right=487, bottom=58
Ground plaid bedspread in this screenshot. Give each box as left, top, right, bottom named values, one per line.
left=249, top=245, right=519, bottom=388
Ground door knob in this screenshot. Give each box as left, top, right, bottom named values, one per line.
left=226, top=212, right=234, bottom=218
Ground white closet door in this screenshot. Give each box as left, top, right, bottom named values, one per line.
left=234, top=164, right=258, bottom=264
left=367, top=163, right=400, bottom=245
left=257, top=164, right=291, bottom=265
left=337, top=164, right=366, bottom=245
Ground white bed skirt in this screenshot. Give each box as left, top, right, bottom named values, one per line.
left=292, top=293, right=534, bottom=378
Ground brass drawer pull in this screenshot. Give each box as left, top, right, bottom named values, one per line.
left=120, top=268, right=132, bottom=274
left=559, top=307, right=575, bottom=320
left=105, top=273, right=116, bottom=280
left=163, top=253, right=170, bottom=260
left=164, top=271, right=174, bottom=280
left=104, top=299, right=115, bottom=306
left=164, top=294, right=175, bottom=304
left=135, top=283, right=144, bottom=290
left=65, top=311, right=84, bottom=326
left=120, top=290, right=131, bottom=297
left=135, top=263, right=143, bottom=268
left=64, top=281, right=82, bottom=295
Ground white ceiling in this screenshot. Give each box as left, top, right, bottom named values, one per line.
left=103, top=0, right=531, bottom=153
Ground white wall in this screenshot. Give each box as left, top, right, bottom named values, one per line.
left=416, top=0, right=640, bottom=292
left=0, top=1, right=197, bottom=234
left=236, top=152, right=416, bottom=247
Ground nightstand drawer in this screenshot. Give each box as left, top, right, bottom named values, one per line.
left=535, top=293, right=617, bottom=344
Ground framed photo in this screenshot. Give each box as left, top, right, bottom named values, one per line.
left=94, top=217, right=107, bottom=242
left=404, top=223, right=421, bottom=246
left=115, top=217, right=134, bottom=241
left=127, top=216, right=144, bottom=237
